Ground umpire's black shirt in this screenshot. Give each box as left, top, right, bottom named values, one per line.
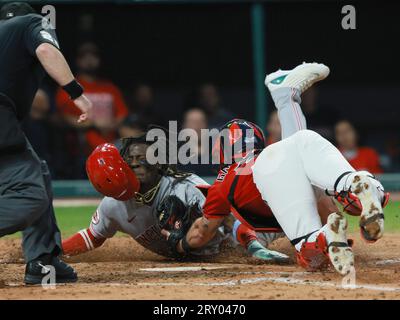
left=0, top=13, right=59, bottom=153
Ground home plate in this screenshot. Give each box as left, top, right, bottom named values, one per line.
left=139, top=266, right=228, bottom=272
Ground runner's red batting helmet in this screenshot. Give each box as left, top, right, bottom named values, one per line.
left=86, top=143, right=140, bottom=201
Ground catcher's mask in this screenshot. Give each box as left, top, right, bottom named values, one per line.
left=213, top=118, right=266, bottom=166
left=0, top=2, right=35, bottom=20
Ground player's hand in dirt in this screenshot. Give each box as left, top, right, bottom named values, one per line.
left=73, top=94, right=93, bottom=123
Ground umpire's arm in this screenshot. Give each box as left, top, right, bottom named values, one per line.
left=24, top=14, right=92, bottom=122
left=36, top=43, right=74, bottom=90
left=36, top=43, right=92, bottom=123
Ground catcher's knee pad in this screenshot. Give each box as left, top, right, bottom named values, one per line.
left=296, top=233, right=330, bottom=271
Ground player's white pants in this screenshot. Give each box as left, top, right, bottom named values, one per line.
left=252, top=129, right=354, bottom=245
left=235, top=87, right=323, bottom=247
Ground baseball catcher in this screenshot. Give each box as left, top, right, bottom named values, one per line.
left=161, top=62, right=390, bottom=276
left=62, top=128, right=286, bottom=260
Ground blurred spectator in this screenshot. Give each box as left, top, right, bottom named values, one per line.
left=178, top=108, right=218, bottom=176
left=335, top=120, right=383, bottom=174
left=114, top=115, right=147, bottom=150
left=118, top=115, right=147, bottom=139
left=301, top=87, right=341, bottom=141
left=22, top=89, right=51, bottom=164
left=127, top=83, right=163, bottom=126
left=196, top=83, right=234, bottom=129
left=56, top=42, right=129, bottom=152
left=183, top=108, right=208, bottom=139
left=265, top=111, right=281, bottom=145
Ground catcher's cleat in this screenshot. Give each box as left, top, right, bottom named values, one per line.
left=265, top=62, right=330, bottom=94
left=296, top=212, right=354, bottom=275
left=247, top=240, right=290, bottom=264
left=348, top=173, right=385, bottom=243
left=24, top=254, right=78, bottom=285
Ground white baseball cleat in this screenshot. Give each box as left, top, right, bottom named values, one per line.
left=326, top=212, right=354, bottom=276
left=349, top=173, right=385, bottom=242
left=265, top=62, right=330, bottom=94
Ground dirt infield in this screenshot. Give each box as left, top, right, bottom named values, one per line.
left=1, top=233, right=400, bottom=300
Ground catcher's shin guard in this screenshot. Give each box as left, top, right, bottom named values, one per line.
left=330, top=187, right=389, bottom=217
left=349, top=174, right=386, bottom=243
left=296, top=233, right=330, bottom=272
left=296, top=212, right=354, bottom=275
left=331, top=190, right=363, bottom=216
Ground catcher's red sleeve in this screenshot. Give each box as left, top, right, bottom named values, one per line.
left=203, top=183, right=231, bottom=219
left=62, top=228, right=106, bottom=256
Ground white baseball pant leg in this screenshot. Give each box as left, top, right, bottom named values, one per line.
left=252, top=130, right=355, bottom=249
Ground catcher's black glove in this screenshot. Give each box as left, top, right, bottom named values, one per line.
left=157, top=195, right=202, bottom=256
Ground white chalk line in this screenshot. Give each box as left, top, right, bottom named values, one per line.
left=5, top=276, right=400, bottom=293
left=375, top=258, right=400, bottom=266
left=136, top=276, right=400, bottom=292
left=139, top=268, right=309, bottom=276
left=139, top=266, right=229, bottom=272
left=2, top=271, right=309, bottom=288
left=4, top=270, right=400, bottom=293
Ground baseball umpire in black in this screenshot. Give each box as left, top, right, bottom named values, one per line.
left=0, top=2, right=92, bottom=284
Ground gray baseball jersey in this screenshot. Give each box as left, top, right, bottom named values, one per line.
left=89, top=174, right=225, bottom=258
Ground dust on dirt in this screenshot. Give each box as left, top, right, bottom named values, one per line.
left=0, top=233, right=400, bottom=300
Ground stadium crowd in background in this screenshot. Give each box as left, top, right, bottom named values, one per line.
left=335, top=120, right=383, bottom=174
left=194, top=83, right=235, bottom=129
left=24, top=42, right=396, bottom=179
left=56, top=42, right=129, bottom=153
left=178, top=107, right=219, bottom=176
left=22, top=89, right=52, bottom=165
left=265, top=111, right=281, bottom=146
left=126, top=83, right=164, bottom=127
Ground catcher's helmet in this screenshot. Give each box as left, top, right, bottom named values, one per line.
left=86, top=143, right=140, bottom=201
left=214, top=118, right=266, bottom=165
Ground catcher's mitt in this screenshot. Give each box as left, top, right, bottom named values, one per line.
left=157, top=195, right=202, bottom=256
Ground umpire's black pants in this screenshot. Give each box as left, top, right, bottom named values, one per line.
left=0, top=98, right=61, bottom=262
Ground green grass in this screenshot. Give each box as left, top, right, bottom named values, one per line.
left=347, top=200, right=400, bottom=233
left=4, top=202, right=400, bottom=239
left=4, top=206, right=97, bottom=239
left=55, top=206, right=97, bottom=236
